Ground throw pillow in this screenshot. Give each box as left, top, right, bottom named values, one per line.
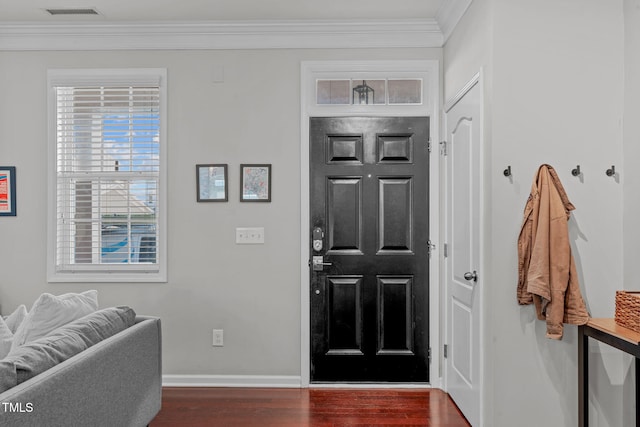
left=10, top=290, right=98, bottom=352
left=0, top=316, right=13, bottom=359
left=4, top=304, right=27, bottom=334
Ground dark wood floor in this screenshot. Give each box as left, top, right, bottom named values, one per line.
left=150, top=387, right=471, bottom=427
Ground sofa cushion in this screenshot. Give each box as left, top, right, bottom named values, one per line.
left=10, top=291, right=98, bottom=351
left=4, top=305, right=27, bottom=334
left=0, top=305, right=28, bottom=360
left=0, top=316, right=12, bottom=359
left=0, top=306, right=136, bottom=393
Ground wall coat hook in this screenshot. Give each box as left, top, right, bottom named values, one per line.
left=606, top=165, right=616, bottom=177
left=503, top=166, right=512, bottom=177
left=571, top=165, right=581, bottom=177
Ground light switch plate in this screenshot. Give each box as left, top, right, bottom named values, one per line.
left=235, top=227, right=265, bottom=244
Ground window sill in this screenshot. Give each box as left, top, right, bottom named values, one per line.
left=47, top=270, right=167, bottom=283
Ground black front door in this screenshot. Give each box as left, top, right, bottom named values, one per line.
left=310, top=116, right=430, bottom=382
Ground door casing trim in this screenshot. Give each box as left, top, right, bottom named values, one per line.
left=300, top=60, right=441, bottom=387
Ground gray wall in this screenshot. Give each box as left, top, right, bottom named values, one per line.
left=623, top=2, right=640, bottom=423
left=446, top=0, right=630, bottom=426
left=0, top=47, right=441, bottom=379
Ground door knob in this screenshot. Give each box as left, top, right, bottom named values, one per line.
left=463, top=271, right=478, bottom=282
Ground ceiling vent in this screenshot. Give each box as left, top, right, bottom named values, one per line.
left=45, top=8, right=100, bottom=16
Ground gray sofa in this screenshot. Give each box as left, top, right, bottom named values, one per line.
left=0, top=316, right=162, bottom=427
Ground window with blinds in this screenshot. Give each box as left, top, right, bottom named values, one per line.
left=47, top=69, right=167, bottom=282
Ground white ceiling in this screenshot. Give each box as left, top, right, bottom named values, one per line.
left=0, top=0, right=445, bottom=22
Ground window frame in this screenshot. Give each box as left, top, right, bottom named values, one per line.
left=47, top=68, right=168, bottom=283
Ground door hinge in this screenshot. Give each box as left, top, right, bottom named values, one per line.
left=440, top=140, right=447, bottom=156
left=427, top=240, right=436, bottom=258
left=428, top=347, right=432, bottom=364
left=444, top=344, right=448, bottom=359
left=443, top=243, right=448, bottom=258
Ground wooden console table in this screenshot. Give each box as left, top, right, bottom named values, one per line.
left=578, top=318, right=640, bottom=427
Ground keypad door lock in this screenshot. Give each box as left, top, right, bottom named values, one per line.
left=312, top=227, right=324, bottom=252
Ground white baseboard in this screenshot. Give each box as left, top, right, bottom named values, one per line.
left=310, top=383, right=433, bottom=389
left=162, top=375, right=437, bottom=390
left=162, top=374, right=302, bottom=388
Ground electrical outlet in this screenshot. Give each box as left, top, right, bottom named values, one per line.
left=235, top=227, right=265, bottom=244
left=212, top=329, right=224, bottom=347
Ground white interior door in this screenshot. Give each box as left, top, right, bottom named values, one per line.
left=444, top=73, right=483, bottom=427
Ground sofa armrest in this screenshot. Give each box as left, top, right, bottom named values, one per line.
left=0, top=316, right=162, bottom=427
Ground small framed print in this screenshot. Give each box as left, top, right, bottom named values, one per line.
left=240, top=164, right=271, bottom=202
left=0, top=166, right=16, bottom=216
left=196, top=164, right=228, bottom=202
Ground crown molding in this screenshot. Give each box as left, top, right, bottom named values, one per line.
left=436, top=0, right=473, bottom=43
left=0, top=19, right=444, bottom=51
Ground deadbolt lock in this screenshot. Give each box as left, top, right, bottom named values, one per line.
left=312, top=227, right=324, bottom=252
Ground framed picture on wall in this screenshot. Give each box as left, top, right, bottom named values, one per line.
left=240, top=164, right=271, bottom=202
left=0, top=166, right=16, bottom=216
left=196, top=164, right=228, bottom=202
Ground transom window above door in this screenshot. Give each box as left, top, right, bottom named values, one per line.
left=316, top=79, right=423, bottom=105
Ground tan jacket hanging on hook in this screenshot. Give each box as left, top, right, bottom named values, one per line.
left=517, top=164, right=590, bottom=339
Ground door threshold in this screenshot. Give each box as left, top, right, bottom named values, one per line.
left=310, top=382, right=432, bottom=389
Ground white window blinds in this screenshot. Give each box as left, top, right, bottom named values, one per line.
left=49, top=69, right=166, bottom=281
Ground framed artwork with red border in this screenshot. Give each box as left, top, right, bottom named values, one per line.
left=0, top=166, right=16, bottom=216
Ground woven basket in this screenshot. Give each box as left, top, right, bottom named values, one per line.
left=615, top=291, right=640, bottom=333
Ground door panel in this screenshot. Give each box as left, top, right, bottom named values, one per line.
left=378, top=135, right=413, bottom=163
left=327, top=178, right=363, bottom=253
left=377, top=276, right=414, bottom=355
left=327, top=276, right=363, bottom=355
left=378, top=178, right=413, bottom=253
left=327, top=136, right=363, bottom=164
left=310, top=116, right=429, bottom=382
left=445, top=77, right=482, bottom=425
left=452, top=297, right=473, bottom=385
